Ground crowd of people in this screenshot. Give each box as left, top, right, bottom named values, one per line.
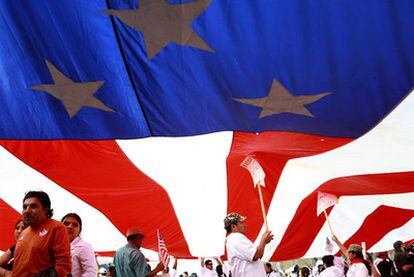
left=0, top=191, right=413, bottom=277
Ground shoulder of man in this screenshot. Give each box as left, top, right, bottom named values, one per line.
left=227, top=232, right=252, bottom=244
left=46, top=218, right=66, bottom=230
left=127, top=245, right=145, bottom=260
left=227, top=232, right=245, bottom=240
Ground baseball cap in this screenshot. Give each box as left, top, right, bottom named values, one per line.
left=224, top=212, right=246, bottom=228
left=347, top=244, right=362, bottom=253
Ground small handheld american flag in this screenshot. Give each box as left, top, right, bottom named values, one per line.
left=157, top=229, right=170, bottom=270
left=325, top=237, right=333, bottom=253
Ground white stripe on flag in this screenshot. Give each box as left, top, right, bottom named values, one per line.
left=118, top=132, right=233, bottom=256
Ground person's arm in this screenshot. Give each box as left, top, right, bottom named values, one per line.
left=147, top=262, right=164, bottom=277
left=0, top=268, right=12, bottom=277
left=215, top=257, right=223, bottom=266
left=0, top=250, right=12, bottom=267
left=370, top=262, right=380, bottom=277
left=0, top=251, right=13, bottom=277
left=78, top=242, right=98, bottom=277
left=53, top=224, right=72, bottom=276
left=253, top=230, right=273, bottom=261
left=0, top=249, right=13, bottom=276
left=170, top=259, right=177, bottom=277
left=200, top=257, right=205, bottom=268
left=173, top=257, right=177, bottom=270
left=332, top=235, right=348, bottom=258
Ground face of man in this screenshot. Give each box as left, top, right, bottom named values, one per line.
left=205, top=261, right=213, bottom=270
left=231, top=221, right=247, bottom=234
left=134, top=235, right=144, bottom=248
left=62, top=216, right=81, bottom=242
left=22, top=197, right=48, bottom=227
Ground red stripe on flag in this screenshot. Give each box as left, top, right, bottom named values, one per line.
left=340, top=205, right=414, bottom=251
left=0, top=140, right=191, bottom=257
left=0, top=199, right=21, bottom=251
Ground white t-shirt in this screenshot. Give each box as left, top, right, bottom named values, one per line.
left=319, top=266, right=344, bottom=277
left=266, top=271, right=280, bottom=277
left=346, top=263, right=369, bottom=277
left=226, top=232, right=266, bottom=277
left=200, top=266, right=217, bottom=277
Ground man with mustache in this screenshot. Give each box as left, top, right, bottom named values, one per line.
left=13, top=191, right=72, bottom=277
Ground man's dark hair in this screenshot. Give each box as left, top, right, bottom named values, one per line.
left=322, top=255, right=334, bottom=267
left=300, top=267, right=310, bottom=277
left=23, top=191, right=53, bottom=218
left=393, top=240, right=403, bottom=251
left=265, top=262, right=272, bottom=269
left=61, top=213, right=83, bottom=233
left=204, top=259, right=212, bottom=266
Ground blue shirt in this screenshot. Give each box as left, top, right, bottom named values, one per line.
left=114, top=244, right=149, bottom=277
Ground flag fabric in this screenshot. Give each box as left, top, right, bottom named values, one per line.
left=1, top=0, right=414, bottom=262
left=157, top=230, right=170, bottom=269
left=317, top=192, right=338, bottom=216
left=1, top=0, right=414, bottom=138
left=325, top=237, right=333, bottom=253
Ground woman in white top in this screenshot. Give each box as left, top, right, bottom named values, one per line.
left=62, top=213, right=97, bottom=277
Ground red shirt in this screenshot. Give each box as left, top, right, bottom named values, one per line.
left=13, top=218, right=72, bottom=277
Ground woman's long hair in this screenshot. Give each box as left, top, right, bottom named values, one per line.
left=354, top=251, right=372, bottom=275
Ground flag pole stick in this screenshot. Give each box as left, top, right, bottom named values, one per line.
left=257, top=182, right=269, bottom=231
left=323, top=210, right=334, bottom=236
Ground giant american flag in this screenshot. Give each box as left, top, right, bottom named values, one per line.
left=1, top=0, right=414, bottom=261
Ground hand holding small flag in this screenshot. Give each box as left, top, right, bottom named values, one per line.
left=157, top=229, right=170, bottom=270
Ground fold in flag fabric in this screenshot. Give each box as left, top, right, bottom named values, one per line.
left=317, top=192, right=338, bottom=216
left=1, top=0, right=414, bottom=261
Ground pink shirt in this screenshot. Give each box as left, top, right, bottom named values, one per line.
left=70, top=236, right=97, bottom=277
